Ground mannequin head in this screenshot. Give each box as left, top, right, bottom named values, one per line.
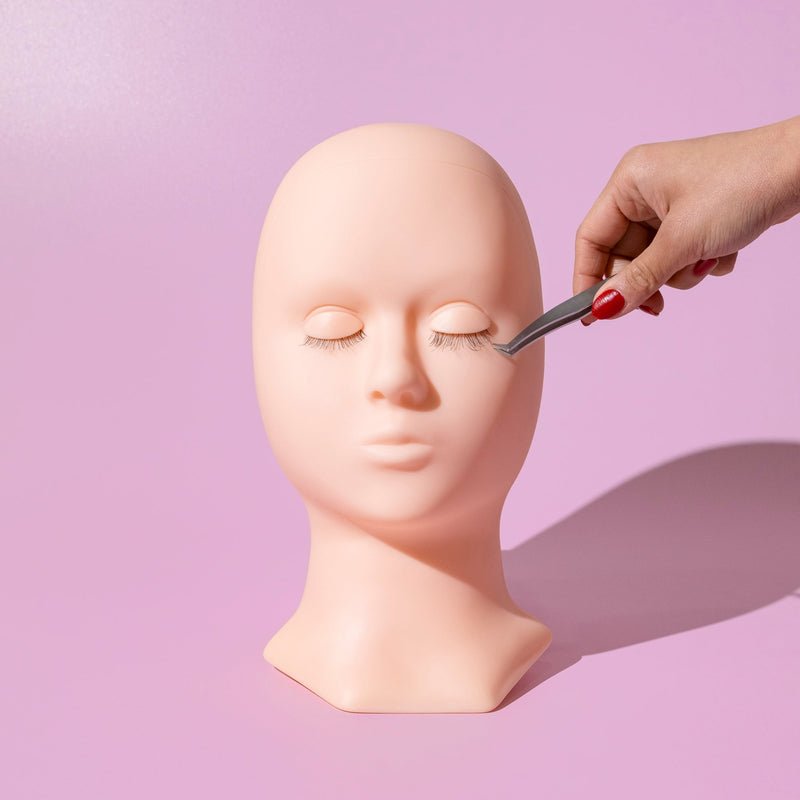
left=253, top=124, right=543, bottom=538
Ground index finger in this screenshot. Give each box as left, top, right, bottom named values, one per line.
left=573, top=192, right=631, bottom=295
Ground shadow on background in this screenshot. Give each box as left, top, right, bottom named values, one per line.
left=501, top=441, right=800, bottom=707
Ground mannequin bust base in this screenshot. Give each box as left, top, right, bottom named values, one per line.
left=264, top=606, right=551, bottom=714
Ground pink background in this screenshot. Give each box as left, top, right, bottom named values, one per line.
left=2, top=1, right=799, bottom=797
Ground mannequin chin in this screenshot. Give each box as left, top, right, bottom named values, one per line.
left=253, top=123, right=550, bottom=713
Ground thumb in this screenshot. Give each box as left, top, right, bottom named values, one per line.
left=591, top=225, right=688, bottom=320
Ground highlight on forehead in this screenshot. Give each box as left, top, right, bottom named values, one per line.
left=261, top=123, right=534, bottom=253
left=253, top=123, right=542, bottom=326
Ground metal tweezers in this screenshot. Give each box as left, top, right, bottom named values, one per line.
left=493, top=277, right=611, bottom=357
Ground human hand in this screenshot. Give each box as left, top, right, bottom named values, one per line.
left=574, top=116, right=800, bottom=321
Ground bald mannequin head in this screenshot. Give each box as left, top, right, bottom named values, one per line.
left=254, top=124, right=552, bottom=713
left=253, top=123, right=543, bottom=529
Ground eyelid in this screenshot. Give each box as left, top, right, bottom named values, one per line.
left=428, top=303, right=493, bottom=335
left=303, top=306, right=364, bottom=340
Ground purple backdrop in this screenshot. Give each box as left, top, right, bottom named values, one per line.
left=2, top=1, right=799, bottom=797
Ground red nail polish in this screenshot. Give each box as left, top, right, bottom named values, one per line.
left=692, top=258, right=718, bottom=277
left=592, top=289, right=625, bottom=319
left=640, top=305, right=659, bottom=316
left=580, top=318, right=592, bottom=326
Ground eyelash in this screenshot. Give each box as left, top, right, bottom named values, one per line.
left=302, top=329, right=491, bottom=352
left=302, top=330, right=366, bottom=351
left=428, top=330, right=491, bottom=351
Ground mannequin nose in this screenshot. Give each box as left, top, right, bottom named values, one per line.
left=367, top=335, right=428, bottom=407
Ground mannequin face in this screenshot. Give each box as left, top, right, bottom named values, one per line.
left=254, top=130, right=543, bottom=530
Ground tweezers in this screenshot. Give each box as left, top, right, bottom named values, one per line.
left=493, top=277, right=611, bottom=357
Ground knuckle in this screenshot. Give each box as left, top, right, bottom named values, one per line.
left=622, top=143, right=646, bottom=165
left=626, top=258, right=662, bottom=293
left=621, top=143, right=654, bottom=178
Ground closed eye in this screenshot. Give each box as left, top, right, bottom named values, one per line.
left=302, top=330, right=366, bottom=351
left=429, top=330, right=491, bottom=351
left=302, top=329, right=491, bottom=352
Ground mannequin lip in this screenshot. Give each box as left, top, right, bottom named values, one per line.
left=362, top=435, right=433, bottom=469
left=364, top=433, right=427, bottom=446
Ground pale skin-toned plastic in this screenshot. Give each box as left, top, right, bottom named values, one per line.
left=253, top=123, right=551, bottom=713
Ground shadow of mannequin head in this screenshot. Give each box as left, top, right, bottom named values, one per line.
left=253, top=124, right=550, bottom=712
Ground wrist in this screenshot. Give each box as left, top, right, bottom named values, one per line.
left=766, top=115, right=800, bottom=224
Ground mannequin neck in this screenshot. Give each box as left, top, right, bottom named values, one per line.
left=302, top=502, right=518, bottom=612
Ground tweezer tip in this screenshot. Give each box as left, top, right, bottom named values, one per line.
left=492, top=342, right=514, bottom=357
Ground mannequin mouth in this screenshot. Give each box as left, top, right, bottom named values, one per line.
left=362, top=436, right=433, bottom=469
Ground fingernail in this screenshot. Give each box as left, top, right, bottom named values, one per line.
left=640, top=305, right=659, bottom=316
left=692, top=258, right=718, bottom=277
left=592, top=289, right=625, bottom=320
